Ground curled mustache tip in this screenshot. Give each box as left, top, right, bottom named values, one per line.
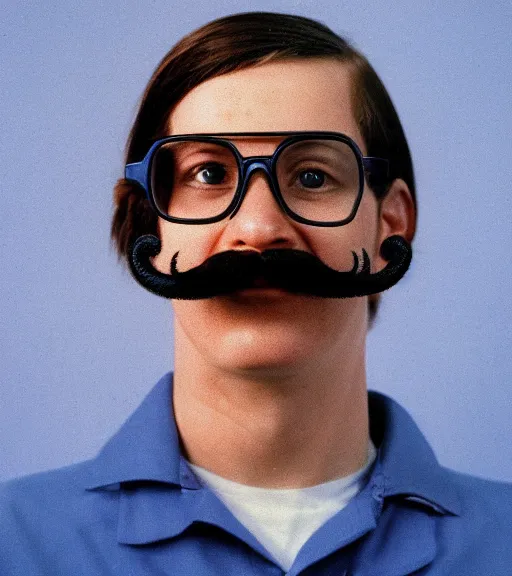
left=132, top=234, right=161, bottom=257
left=380, top=235, right=412, bottom=267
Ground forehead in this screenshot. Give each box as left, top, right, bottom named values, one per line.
left=167, top=58, right=365, bottom=154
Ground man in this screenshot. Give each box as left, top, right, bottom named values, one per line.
left=1, top=12, right=510, bottom=576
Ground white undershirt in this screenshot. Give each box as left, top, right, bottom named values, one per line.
left=187, top=440, right=377, bottom=571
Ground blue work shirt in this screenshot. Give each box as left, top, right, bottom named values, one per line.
left=1, top=372, right=511, bottom=575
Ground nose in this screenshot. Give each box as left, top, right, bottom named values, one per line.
left=220, top=167, right=299, bottom=252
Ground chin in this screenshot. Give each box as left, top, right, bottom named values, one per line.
left=173, top=297, right=365, bottom=375
left=213, top=326, right=319, bottom=374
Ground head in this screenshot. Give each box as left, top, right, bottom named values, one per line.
left=111, top=12, right=416, bottom=374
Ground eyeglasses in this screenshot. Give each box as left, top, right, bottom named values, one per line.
left=125, top=132, right=389, bottom=227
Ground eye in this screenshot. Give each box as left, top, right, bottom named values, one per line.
left=299, top=169, right=325, bottom=188
left=196, top=163, right=227, bottom=185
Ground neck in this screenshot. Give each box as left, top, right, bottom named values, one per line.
left=172, top=321, right=370, bottom=489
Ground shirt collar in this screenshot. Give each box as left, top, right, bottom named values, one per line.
left=84, top=372, right=460, bottom=515
left=368, top=391, right=461, bottom=515
left=85, top=372, right=200, bottom=491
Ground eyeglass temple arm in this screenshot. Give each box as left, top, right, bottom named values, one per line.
left=125, top=161, right=154, bottom=203
left=125, top=162, right=147, bottom=186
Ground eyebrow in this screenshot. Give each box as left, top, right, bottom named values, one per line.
left=163, top=143, right=234, bottom=164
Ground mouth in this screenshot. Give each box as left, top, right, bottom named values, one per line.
left=230, top=276, right=289, bottom=298
left=251, top=276, right=272, bottom=288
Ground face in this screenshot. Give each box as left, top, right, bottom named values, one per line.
left=156, top=58, right=388, bottom=376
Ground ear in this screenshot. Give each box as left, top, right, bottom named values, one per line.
left=373, top=178, right=416, bottom=271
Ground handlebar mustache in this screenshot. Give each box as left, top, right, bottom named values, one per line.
left=128, top=234, right=412, bottom=300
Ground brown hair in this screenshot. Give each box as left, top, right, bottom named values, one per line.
left=111, top=12, right=416, bottom=323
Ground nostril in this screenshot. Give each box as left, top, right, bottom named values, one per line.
left=271, top=237, right=293, bottom=247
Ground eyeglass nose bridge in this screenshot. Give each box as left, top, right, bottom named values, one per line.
left=228, top=156, right=285, bottom=220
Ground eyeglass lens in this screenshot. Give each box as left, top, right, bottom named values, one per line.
left=150, top=139, right=360, bottom=223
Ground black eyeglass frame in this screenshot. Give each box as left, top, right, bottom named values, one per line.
left=125, top=131, right=390, bottom=227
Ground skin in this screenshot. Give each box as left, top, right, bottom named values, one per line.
left=155, top=58, right=415, bottom=488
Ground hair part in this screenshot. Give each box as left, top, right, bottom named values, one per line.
left=111, top=12, right=416, bottom=325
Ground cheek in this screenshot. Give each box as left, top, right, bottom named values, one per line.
left=303, top=194, right=380, bottom=272
left=153, top=219, right=223, bottom=273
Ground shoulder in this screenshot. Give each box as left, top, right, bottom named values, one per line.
left=0, top=460, right=96, bottom=512
left=0, top=461, right=118, bottom=566
left=444, top=467, right=512, bottom=522
left=0, top=461, right=122, bottom=575
left=0, top=460, right=104, bottom=535
left=0, top=458, right=119, bottom=525
left=428, top=468, right=512, bottom=573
